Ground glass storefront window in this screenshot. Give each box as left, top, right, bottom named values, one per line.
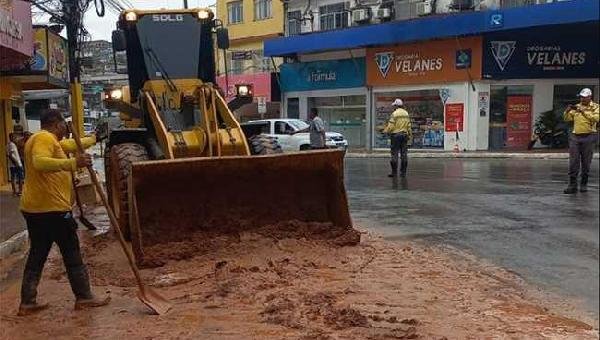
left=489, top=85, right=533, bottom=150
left=308, top=95, right=366, bottom=147
left=374, top=90, right=444, bottom=149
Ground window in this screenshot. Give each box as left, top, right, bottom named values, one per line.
left=287, top=10, right=302, bottom=36
left=228, top=1, right=243, bottom=24
left=254, top=0, right=272, bottom=20
left=319, top=3, right=349, bottom=31
left=228, top=52, right=245, bottom=75
left=274, top=121, right=295, bottom=135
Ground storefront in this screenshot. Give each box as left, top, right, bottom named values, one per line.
left=280, top=58, right=368, bottom=148
left=367, top=36, right=484, bottom=151
left=1, top=0, right=33, bottom=185
left=482, top=23, right=599, bottom=150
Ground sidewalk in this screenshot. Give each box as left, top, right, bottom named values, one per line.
left=0, top=189, right=25, bottom=243
left=346, top=149, right=600, bottom=159
left=0, top=188, right=27, bottom=258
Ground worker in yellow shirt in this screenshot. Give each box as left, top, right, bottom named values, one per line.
left=382, top=99, right=412, bottom=178
left=18, top=109, right=110, bottom=316
left=563, top=88, right=599, bottom=194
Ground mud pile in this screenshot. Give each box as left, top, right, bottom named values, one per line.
left=139, top=220, right=361, bottom=267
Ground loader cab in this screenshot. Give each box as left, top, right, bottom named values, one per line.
left=112, top=9, right=228, bottom=102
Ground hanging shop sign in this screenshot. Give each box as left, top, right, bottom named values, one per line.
left=366, top=37, right=482, bottom=86
left=444, top=103, right=464, bottom=132
left=0, top=0, right=33, bottom=68
left=279, top=58, right=366, bottom=92
left=483, top=23, right=599, bottom=79
left=28, top=27, right=69, bottom=87
left=506, top=95, right=532, bottom=149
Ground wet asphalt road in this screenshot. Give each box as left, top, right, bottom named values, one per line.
left=345, top=158, right=599, bottom=320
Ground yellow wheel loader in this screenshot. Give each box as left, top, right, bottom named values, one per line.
left=102, top=8, right=353, bottom=265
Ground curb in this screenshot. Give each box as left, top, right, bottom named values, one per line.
left=346, top=152, right=600, bottom=160
left=0, top=231, right=28, bottom=259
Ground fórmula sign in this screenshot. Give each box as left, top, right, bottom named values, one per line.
left=483, top=23, right=599, bottom=79
left=279, top=58, right=365, bottom=92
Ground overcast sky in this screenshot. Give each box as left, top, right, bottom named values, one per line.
left=83, top=0, right=215, bottom=41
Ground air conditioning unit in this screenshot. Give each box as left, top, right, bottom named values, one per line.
left=416, top=1, right=432, bottom=16
left=352, top=8, right=371, bottom=24
left=376, top=8, right=392, bottom=20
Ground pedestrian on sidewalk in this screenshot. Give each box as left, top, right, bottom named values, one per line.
left=7, top=133, right=24, bottom=196
left=17, top=109, right=110, bottom=316
left=294, top=108, right=326, bottom=149
left=382, top=99, right=412, bottom=178
left=563, top=88, right=599, bottom=194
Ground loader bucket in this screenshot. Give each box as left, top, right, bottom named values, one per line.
left=127, top=150, right=353, bottom=265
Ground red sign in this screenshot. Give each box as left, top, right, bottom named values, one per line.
left=506, top=96, right=532, bottom=148
left=444, top=103, right=464, bottom=132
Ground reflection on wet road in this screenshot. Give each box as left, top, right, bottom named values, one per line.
left=345, top=158, right=599, bottom=320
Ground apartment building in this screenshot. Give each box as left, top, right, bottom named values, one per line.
left=216, top=0, right=285, bottom=119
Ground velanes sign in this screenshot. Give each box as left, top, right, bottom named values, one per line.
left=279, top=58, right=365, bottom=92
left=367, top=37, right=482, bottom=86
left=483, top=24, right=599, bottom=79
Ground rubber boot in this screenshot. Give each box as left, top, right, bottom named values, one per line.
left=400, top=159, right=408, bottom=178
left=580, top=175, right=588, bottom=193
left=563, top=177, right=578, bottom=194
left=388, top=161, right=398, bottom=178
left=18, top=270, right=49, bottom=316
left=67, top=266, right=111, bottom=310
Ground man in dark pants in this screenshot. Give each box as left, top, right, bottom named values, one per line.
left=18, top=109, right=110, bottom=316
left=382, top=99, right=412, bottom=177
left=563, top=88, right=599, bottom=194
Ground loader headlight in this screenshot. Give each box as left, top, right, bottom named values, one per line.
left=110, top=89, right=123, bottom=100
left=197, top=9, right=212, bottom=20
left=235, top=84, right=252, bottom=97
left=124, top=11, right=137, bottom=22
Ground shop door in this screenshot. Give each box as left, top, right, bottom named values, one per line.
left=489, top=86, right=533, bottom=150
left=287, top=98, right=299, bottom=119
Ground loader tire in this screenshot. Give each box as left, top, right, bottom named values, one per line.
left=248, top=134, right=283, bottom=155
left=108, top=143, right=149, bottom=241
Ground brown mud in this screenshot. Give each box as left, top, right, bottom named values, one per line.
left=0, top=210, right=597, bottom=339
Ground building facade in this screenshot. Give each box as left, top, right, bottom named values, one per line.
left=1, top=0, right=33, bottom=185
left=216, top=0, right=284, bottom=119
left=266, top=0, right=599, bottom=151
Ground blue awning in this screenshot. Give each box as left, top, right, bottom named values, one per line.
left=265, top=0, right=599, bottom=57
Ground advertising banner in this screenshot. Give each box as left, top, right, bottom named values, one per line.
left=30, top=28, right=48, bottom=71
left=506, top=95, right=532, bottom=148
left=367, top=37, right=482, bottom=86
left=483, top=23, right=599, bottom=79
left=47, top=31, right=68, bottom=84
left=279, top=58, right=365, bottom=92
left=444, top=103, right=464, bottom=132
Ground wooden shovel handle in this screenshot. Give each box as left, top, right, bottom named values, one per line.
left=68, top=122, right=146, bottom=290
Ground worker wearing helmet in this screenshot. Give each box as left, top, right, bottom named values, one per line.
left=563, top=88, right=599, bottom=194
left=382, top=99, right=412, bottom=178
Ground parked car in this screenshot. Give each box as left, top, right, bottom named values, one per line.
left=240, top=119, right=348, bottom=152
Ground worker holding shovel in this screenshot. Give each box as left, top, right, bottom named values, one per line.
left=17, top=109, right=110, bottom=316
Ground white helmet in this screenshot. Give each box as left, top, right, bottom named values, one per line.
left=392, top=98, right=403, bottom=107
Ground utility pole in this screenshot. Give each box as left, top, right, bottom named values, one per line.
left=183, top=0, right=188, bottom=9
left=62, top=0, right=85, bottom=135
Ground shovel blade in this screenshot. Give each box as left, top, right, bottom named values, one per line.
left=137, top=285, right=172, bottom=315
